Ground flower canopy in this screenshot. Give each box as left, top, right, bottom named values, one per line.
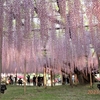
left=0, top=0, right=100, bottom=74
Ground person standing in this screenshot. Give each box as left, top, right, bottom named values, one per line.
left=15, top=75, right=17, bottom=84
left=33, top=75, right=36, bottom=86
left=27, top=74, right=30, bottom=85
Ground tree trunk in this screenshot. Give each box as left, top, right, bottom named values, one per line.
left=76, top=70, right=95, bottom=85
left=69, top=72, right=73, bottom=87
left=77, top=73, right=85, bottom=85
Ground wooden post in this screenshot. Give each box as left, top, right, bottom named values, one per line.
left=53, top=73, right=55, bottom=86
left=0, top=0, right=3, bottom=94
left=43, top=66, right=47, bottom=88
left=89, top=67, right=93, bottom=88
left=53, top=59, right=55, bottom=86
left=97, top=55, right=100, bottom=78
left=69, top=72, right=73, bottom=87
left=74, top=74, right=78, bottom=86
left=49, top=58, right=53, bottom=87
left=0, top=28, right=2, bottom=94
left=24, top=59, right=26, bottom=94
left=61, top=70, right=63, bottom=85
left=50, top=69, right=53, bottom=87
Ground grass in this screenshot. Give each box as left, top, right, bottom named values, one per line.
left=0, top=82, right=100, bottom=100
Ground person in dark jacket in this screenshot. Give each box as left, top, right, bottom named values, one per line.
left=27, top=74, right=30, bottom=84
left=33, top=75, right=36, bottom=86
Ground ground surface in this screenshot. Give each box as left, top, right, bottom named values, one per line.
left=0, top=82, right=100, bottom=100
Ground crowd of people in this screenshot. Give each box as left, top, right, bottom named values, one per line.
left=3, top=73, right=75, bottom=86
left=5, top=74, right=43, bottom=87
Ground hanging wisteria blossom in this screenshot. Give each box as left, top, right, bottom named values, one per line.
left=0, top=0, right=99, bottom=75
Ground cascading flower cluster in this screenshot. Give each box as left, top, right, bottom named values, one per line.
left=1, top=0, right=99, bottom=74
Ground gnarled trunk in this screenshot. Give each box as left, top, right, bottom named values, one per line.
left=76, top=70, right=95, bottom=85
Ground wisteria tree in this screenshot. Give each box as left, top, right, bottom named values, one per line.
left=0, top=0, right=100, bottom=86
